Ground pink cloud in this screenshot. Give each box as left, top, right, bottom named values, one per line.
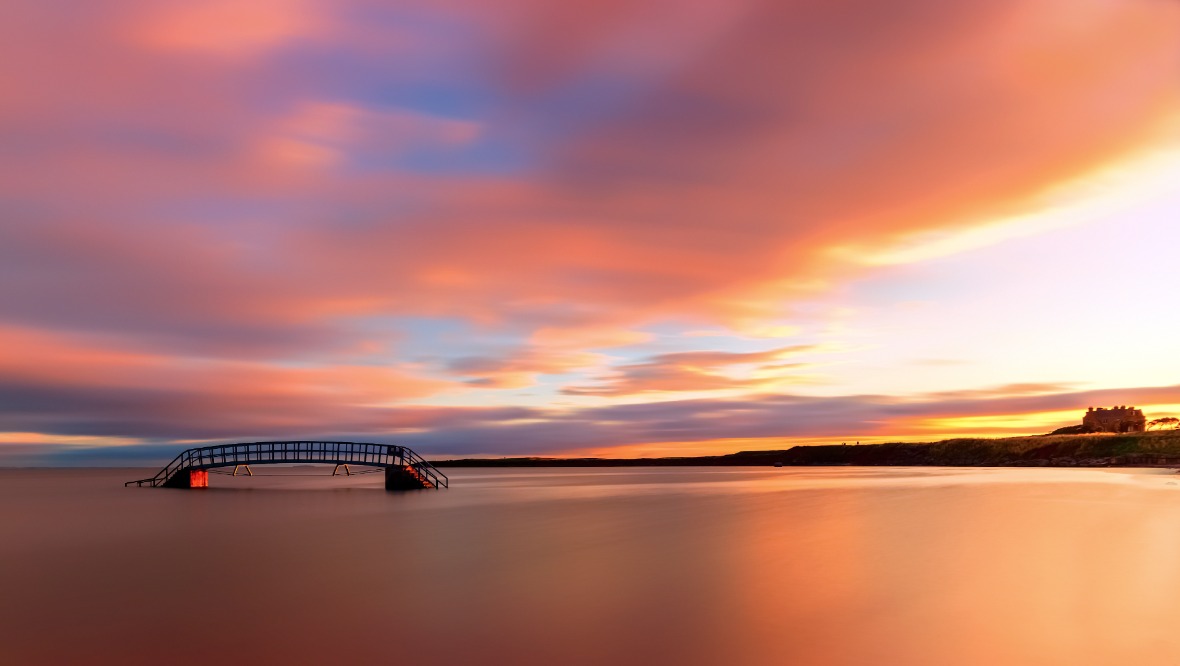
left=128, top=0, right=325, bottom=57
left=448, top=348, right=603, bottom=388
left=564, top=345, right=816, bottom=396
left=0, top=326, right=448, bottom=401
left=257, top=101, right=482, bottom=169
left=3, top=0, right=1176, bottom=340
left=0, top=0, right=1178, bottom=454
left=2, top=318, right=1178, bottom=455
left=0, top=325, right=517, bottom=442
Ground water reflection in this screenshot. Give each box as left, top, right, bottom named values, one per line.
left=1, top=467, right=1179, bottom=664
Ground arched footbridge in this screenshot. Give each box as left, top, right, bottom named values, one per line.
left=125, top=441, right=448, bottom=491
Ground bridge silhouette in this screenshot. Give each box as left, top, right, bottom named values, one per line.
left=125, top=441, right=448, bottom=490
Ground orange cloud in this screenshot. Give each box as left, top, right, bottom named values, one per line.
left=130, top=0, right=324, bottom=56
left=0, top=0, right=1178, bottom=456
left=0, top=326, right=451, bottom=438
left=448, top=348, right=604, bottom=388
left=3, top=0, right=1177, bottom=342
left=565, top=345, right=817, bottom=396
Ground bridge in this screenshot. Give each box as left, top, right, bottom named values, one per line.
left=125, top=441, right=448, bottom=491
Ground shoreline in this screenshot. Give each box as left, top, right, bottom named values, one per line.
left=434, top=431, right=1180, bottom=468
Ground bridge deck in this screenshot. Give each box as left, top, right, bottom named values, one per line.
left=125, top=441, right=447, bottom=490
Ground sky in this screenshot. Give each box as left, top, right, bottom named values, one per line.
left=2, top=0, right=1180, bottom=463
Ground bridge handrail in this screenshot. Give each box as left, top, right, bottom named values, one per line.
left=124, top=441, right=448, bottom=489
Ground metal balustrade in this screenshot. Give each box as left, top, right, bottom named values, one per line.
left=125, top=441, right=448, bottom=490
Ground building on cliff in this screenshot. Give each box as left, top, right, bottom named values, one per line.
left=1083, top=406, right=1146, bottom=433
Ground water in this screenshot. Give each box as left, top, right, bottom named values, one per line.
left=3, top=466, right=1180, bottom=665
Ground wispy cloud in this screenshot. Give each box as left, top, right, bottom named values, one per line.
left=448, top=348, right=603, bottom=388
left=0, top=0, right=1178, bottom=459
left=564, top=345, right=817, bottom=396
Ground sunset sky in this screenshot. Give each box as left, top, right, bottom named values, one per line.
left=3, top=0, right=1180, bottom=463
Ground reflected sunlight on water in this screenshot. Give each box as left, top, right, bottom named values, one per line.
left=2, top=467, right=1180, bottom=665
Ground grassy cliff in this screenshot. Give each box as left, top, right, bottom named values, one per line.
left=762, top=430, right=1180, bottom=467
left=435, top=431, right=1180, bottom=467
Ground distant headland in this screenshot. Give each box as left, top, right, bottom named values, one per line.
left=436, top=430, right=1180, bottom=468
left=437, top=405, right=1180, bottom=468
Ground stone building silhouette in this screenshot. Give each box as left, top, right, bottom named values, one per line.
left=1083, top=406, right=1146, bottom=433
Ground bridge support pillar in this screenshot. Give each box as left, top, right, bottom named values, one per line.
left=163, top=469, right=209, bottom=489
left=385, top=465, right=431, bottom=490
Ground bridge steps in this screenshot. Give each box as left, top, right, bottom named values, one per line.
left=385, top=464, right=437, bottom=490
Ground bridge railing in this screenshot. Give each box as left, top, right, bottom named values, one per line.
left=185, top=441, right=406, bottom=469
left=125, top=441, right=448, bottom=489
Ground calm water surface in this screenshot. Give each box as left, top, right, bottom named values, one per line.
left=2, top=466, right=1180, bottom=665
